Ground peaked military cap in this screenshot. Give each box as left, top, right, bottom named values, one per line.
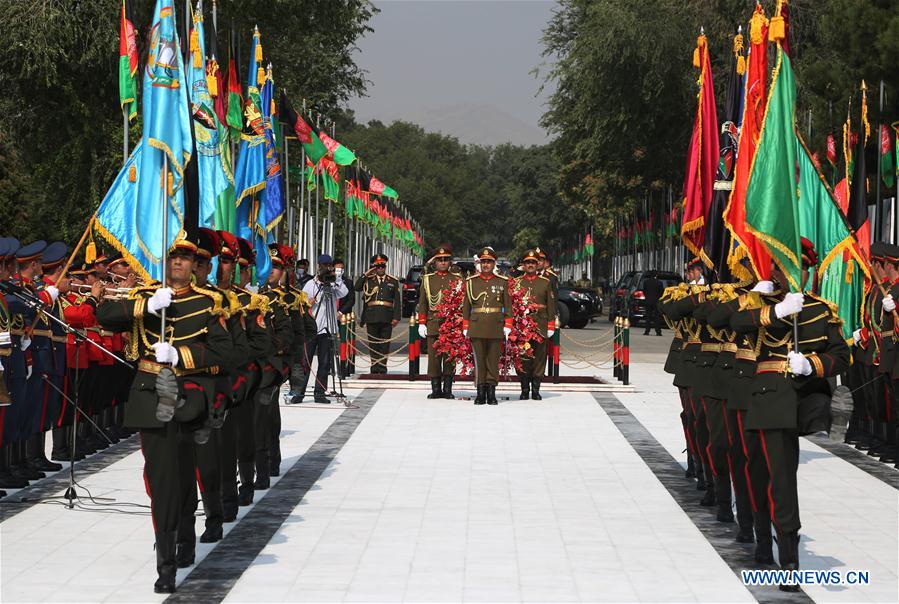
left=431, top=244, right=453, bottom=260
left=196, top=228, right=221, bottom=260
left=217, top=231, right=240, bottom=262
left=17, top=240, right=47, bottom=263
left=477, top=247, right=497, bottom=261
left=236, top=237, right=254, bottom=267
left=370, top=253, right=388, bottom=265
left=41, top=241, right=68, bottom=270
left=521, top=249, right=539, bottom=262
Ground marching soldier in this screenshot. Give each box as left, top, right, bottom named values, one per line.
left=514, top=249, right=556, bottom=400
left=356, top=254, right=401, bottom=374
left=96, top=235, right=233, bottom=594
left=463, top=247, right=512, bottom=405
left=729, top=239, right=849, bottom=590
left=659, top=281, right=695, bottom=479
left=418, top=244, right=462, bottom=399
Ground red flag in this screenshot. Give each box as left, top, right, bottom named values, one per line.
left=826, top=134, right=837, bottom=166
left=680, top=33, right=718, bottom=265
left=723, top=6, right=772, bottom=280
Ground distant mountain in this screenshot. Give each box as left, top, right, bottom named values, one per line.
left=364, top=103, right=549, bottom=147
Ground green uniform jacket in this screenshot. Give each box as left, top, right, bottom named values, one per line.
left=259, top=285, right=295, bottom=386
left=859, top=284, right=885, bottom=367
left=417, top=271, right=462, bottom=337
left=463, top=273, right=512, bottom=339
left=706, top=285, right=759, bottom=411
left=730, top=291, right=850, bottom=430
left=96, top=283, right=234, bottom=429
left=356, top=274, right=402, bottom=325
left=513, top=274, right=556, bottom=338
left=231, top=286, right=275, bottom=401
left=659, top=286, right=684, bottom=376
left=660, top=284, right=713, bottom=392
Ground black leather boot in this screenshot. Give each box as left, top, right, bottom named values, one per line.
left=685, top=454, right=696, bottom=479
left=716, top=502, right=735, bottom=523
left=753, top=512, right=775, bottom=563
left=238, top=462, right=255, bottom=506
left=427, top=378, right=442, bottom=399
left=0, top=446, right=28, bottom=488
left=200, top=493, right=224, bottom=543
left=154, top=531, right=178, bottom=594
left=474, top=384, right=486, bottom=405
left=777, top=532, right=801, bottom=592
left=441, top=376, right=455, bottom=399
left=30, top=433, right=62, bottom=472
left=519, top=377, right=530, bottom=400
left=755, top=538, right=775, bottom=564
left=175, top=537, right=195, bottom=569
left=531, top=378, right=542, bottom=400
left=16, top=442, right=45, bottom=480
left=699, top=469, right=716, bottom=506
left=487, top=385, right=498, bottom=405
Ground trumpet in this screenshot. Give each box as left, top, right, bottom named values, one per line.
left=69, top=283, right=132, bottom=299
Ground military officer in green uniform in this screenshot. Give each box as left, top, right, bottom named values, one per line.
left=463, top=247, right=512, bottom=405
left=356, top=254, right=401, bottom=374
left=514, top=249, right=556, bottom=400
left=536, top=247, right=559, bottom=295
left=729, top=238, right=849, bottom=590
left=96, top=235, right=234, bottom=594
left=417, top=244, right=462, bottom=399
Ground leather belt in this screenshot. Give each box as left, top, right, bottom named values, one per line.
left=138, top=359, right=219, bottom=377
left=367, top=301, right=394, bottom=308
left=720, top=343, right=738, bottom=353
left=531, top=303, right=547, bottom=309
left=700, top=343, right=721, bottom=353
left=756, top=360, right=789, bottom=374
left=30, top=329, right=67, bottom=343
left=473, top=307, right=502, bottom=314
left=735, top=349, right=757, bottom=361
left=86, top=327, right=116, bottom=337
left=9, top=329, right=24, bottom=337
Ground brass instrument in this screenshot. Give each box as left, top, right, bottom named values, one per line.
left=69, top=283, right=132, bottom=299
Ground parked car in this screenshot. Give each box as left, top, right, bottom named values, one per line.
left=401, top=264, right=425, bottom=317
left=607, top=271, right=637, bottom=323
left=557, top=286, right=598, bottom=329
left=624, top=270, right=684, bottom=327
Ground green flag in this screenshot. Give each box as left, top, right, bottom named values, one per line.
left=745, top=46, right=801, bottom=291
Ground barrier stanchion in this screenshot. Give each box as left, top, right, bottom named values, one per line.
left=552, top=318, right=561, bottom=384
left=348, top=312, right=356, bottom=375
left=622, top=318, right=630, bottom=385
left=338, top=314, right=348, bottom=378
left=613, top=317, right=621, bottom=381
left=408, top=315, right=420, bottom=379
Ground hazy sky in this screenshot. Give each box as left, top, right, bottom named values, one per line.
left=350, top=0, right=557, bottom=145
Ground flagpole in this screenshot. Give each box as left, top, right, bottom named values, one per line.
left=876, top=79, right=884, bottom=242
left=123, top=109, right=129, bottom=164
left=160, top=154, right=169, bottom=340
left=284, top=129, right=292, bottom=247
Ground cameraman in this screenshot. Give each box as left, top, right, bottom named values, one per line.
left=299, top=254, right=348, bottom=403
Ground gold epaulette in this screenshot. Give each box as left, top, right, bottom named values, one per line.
left=738, top=291, right=763, bottom=311
left=190, top=283, right=227, bottom=317
left=716, top=283, right=739, bottom=302
left=128, top=284, right=160, bottom=299
left=806, top=292, right=842, bottom=324
left=495, top=274, right=509, bottom=280
left=223, top=289, right=243, bottom=316
left=245, top=292, right=270, bottom=314
left=294, top=290, right=310, bottom=308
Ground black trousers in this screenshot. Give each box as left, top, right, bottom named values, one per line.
left=366, top=323, right=392, bottom=374
left=703, top=397, right=731, bottom=507
left=643, top=303, right=662, bottom=334
left=736, top=409, right=772, bottom=542
left=758, top=428, right=800, bottom=535
left=303, top=334, right=333, bottom=397
left=725, top=407, right=753, bottom=530
left=688, top=389, right=713, bottom=493
left=140, top=422, right=196, bottom=534
left=220, top=407, right=239, bottom=513
left=253, top=386, right=278, bottom=479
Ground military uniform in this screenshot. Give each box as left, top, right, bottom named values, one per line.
left=729, top=243, right=850, bottom=580
left=463, top=247, right=512, bottom=405
left=96, top=237, right=233, bottom=594
left=513, top=249, right=556, bottom=400
left=659, top=285, right=697, bottom=479
left=417, top=244, right=461, bottom=398
left=356, top=254, right=401, bottom=374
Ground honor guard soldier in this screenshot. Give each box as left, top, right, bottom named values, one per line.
left=417, top=244, right=462, bottom=398
left=356, top=254, right=401, bottom=374
left=729, top=239, right=849, bottom=590
left=514, top=249, right=556, bottom=400
left=536, top=247, right=559, bottom=295
left=96, top=235, right=234, bottom=594
left=463, top=247, right=512, bottom=405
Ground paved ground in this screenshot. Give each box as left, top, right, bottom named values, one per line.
left=1, top=324, right=896, bottom=603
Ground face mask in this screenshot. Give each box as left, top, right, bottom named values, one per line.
left=335, top=268, right=344, bottom=278
left=297, top=269, right=306, bottom=277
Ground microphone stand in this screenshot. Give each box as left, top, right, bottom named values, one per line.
left=1, top=282, right=132, bottom=508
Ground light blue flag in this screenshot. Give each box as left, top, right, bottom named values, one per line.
left=186, top=6, right=232, bottom=231
left=96, top=0, right=192, bottom=282
left=236, top=198, right=272, bottom=285
left=260, top=64, right=285, bottom=231
left=233, top=27, right=265, bottom=213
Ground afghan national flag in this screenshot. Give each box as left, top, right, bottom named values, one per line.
left=319, top=156, right=340, bottom=202
left=724, top=4, right=771, bottom=281
left=368, top=175, right=398, bottom=199
left=881, top=124, right=895, bottom=189
left=119, top=0, right=138, bottom=121
left=681, top=34, right=718, bottom=265
left=225, top=54, right=243, bottom=140
left=279, top=91, right=328, bottom=164
left=848, top=110, right=870, bottom=262
left=744, top=44, right=801, bottom=291
left=584, top=233, right=594, bottom=256
left=318, top=130, right=356, bottom=166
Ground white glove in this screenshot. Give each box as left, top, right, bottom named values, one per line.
left=751, top=280, right=774, bottom=294
left=883, top=294, right=896, bottom=313
left=418, top=325, right=428, bottom=339
left=26, top=364, right=32, bottom=380
left=787, top=351, right=813, bottom=376
left=547, top=329, right=555, bottom=338
left=245, top=285, right=259, bottom=294
left=20, top=335, right=31, bottom=351
left=0, top=331, right=10, bottom=347
left=45, top=285, right=59, bottom=303
left=463, top=329, right=468, bottom=338
left=853, top=328, right=863, bottom=345
left=774, top=292, right=804, bottom=319
left=151, top=342, right=180, bottom=367
left=503, top=327, right=511, bottom=339
left=147, top=287, right=174, bottom=316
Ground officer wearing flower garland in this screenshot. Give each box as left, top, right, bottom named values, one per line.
left=513, top=249, right=556, bottom=400
left=463, top=247, right=512, bottom=405
left=418, top=244, right=462, bottom=399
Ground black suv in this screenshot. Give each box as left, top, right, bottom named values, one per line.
left=607, top=271, right=637, bottom=323
left=401, top=264, right=425, bottom=317
left=622, top=270, right=684, bottom=327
